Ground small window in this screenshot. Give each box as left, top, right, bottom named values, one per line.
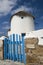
left=41, top=37, right=43, bottom=39
left=21, top=16, right=24, bottom=19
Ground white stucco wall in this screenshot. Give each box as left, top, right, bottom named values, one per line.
left=11, top=15, right=35, bottom=34
left=25, top=29, right=43, bottom=45
left=8, top=31, right=12, bottom=36
left=0, top=36, right=6, bottom=47
left=25, top=29, right=43, bottom=38
left=0, top=36, right=6, bottom=40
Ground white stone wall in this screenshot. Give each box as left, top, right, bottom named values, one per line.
left=8, top=31, right=12, bottom=36
left=0, top=36, right=5, bottom=47
left=25, top=29, right=43, bottom=45
left=11, top=15, right=35, bottom=34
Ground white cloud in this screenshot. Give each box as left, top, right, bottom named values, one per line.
left=0, top=0, right=17, bottom=16
left=0, top=32, right=4, bottom=34
left=2, top=21, right=9, bottom=24
left=11, top=6, right=33, bottom=15
left=3, top=25, right=10, bottom=29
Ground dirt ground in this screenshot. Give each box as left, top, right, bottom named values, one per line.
left=0, top=60, right=24, bottom=65
left=0, top=60, right=43, bottom=65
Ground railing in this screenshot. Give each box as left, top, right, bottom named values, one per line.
left=4, top=34, right=26, bottom=65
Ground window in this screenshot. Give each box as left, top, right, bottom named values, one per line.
left=41, top=37, right=43, bottom=39
left=21, top=16, right=24, bottom=19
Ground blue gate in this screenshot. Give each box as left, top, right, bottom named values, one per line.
left=4, top=34, right=26, bottom=64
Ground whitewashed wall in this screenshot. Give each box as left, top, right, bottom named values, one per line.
left=0, top=36, right=6, bottom=47
left=25, top=29, right=43, bottom=45
left=8, top=31, right=12, bottom=36
left=11, top=15, right=35, bottom=34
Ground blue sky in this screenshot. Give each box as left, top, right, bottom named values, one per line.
left=0, top=0, right=43, bottom=36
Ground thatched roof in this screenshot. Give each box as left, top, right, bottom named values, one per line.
left=10, top=11, right=35, bottom=22
left=14, top=11, right=35, bottom=19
